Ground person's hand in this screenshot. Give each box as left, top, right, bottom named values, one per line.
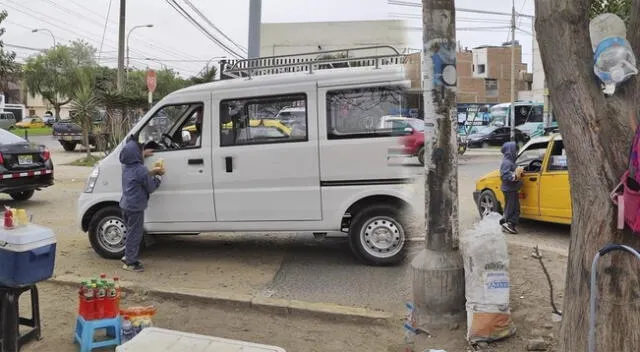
left=151, top=166, right=165, bottom=176
left=143, top=148, right=155, bottom=158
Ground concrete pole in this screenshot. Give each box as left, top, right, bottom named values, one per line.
left=248, top=0, right=262, bottom=59
left=411, top=0, right=465, bottom=329
left=117, top=0, right=126, bottom=92
left=509, top=1, right=516, bottom=140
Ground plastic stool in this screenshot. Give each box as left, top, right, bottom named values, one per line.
left=0, top=285, right=41, bottom=352
left=73, top=315, right=121, bottom=352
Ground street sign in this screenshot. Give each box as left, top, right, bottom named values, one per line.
left=146, top=70, right=157, bottom=93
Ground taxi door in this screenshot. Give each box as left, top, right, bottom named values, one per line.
left=515, top=141, right=551, bottom=217
left=539, top=139, right=572, bottom=221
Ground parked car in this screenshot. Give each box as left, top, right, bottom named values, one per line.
left=466, top=126, right=529, bottom=148
left=42, top=113, right=57, bottom=126
left=16, top=117, right=45, bottom=129
left=473, top=133, right=571, bottom=225
left=0, top=112, right=17, bottom=130
left=0, top=128, right=53, bottom=201
left=52, top=111, right=106, bottom=151
left=78, top=54, right=417, bottom=266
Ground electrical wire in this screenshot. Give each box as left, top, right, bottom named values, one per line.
left=164, top=0, right=244, bottom=59
left=97, top=0, right=113, bottom=64
left=182, top=0, right=247, bottom=54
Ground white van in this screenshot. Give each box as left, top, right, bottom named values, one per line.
left=77, top=47, right=418, bottom=265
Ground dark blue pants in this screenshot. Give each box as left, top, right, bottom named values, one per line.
left=502, top=191, right=520, bottom=226
left=122, top=210, right=144, bottom=265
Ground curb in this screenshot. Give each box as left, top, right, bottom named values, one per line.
left=48, top=275, right=395, bottom=325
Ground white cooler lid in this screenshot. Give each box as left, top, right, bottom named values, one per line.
left=0, top=224, right=56, bottom=247
left=116, top=327, right=287, bottom=352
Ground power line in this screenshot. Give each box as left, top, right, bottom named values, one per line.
left=164, top=0, right=244, bottom=59
left=182, top=0, right=247, bottom=54
left=97, top=0, right=114, bottom=63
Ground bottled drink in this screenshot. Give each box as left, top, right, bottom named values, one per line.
left=121, top=316, right=135, bottom=343
left=96, top=283, right=106, bottom=319
left=113, top=277, right=121, bottom=308
left=3, top=208, right=13, bottom=229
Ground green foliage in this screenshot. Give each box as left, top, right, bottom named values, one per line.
left=23, top=40, right=97, bottom=116
left=189, top=65, right=217, bottom=85
left=0, top=10, right=19, bottom=92
left=70, top=68, right=98, bottom=157
left=589, top=0, right=631, bottom=23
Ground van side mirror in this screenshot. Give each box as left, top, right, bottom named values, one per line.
left=181, top=130, right=191, bottom=143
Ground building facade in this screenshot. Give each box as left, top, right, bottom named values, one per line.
left=259, top=19, right=412, bottom=58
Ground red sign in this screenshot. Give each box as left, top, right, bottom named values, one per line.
left=146, top=70, right=157, bottom=93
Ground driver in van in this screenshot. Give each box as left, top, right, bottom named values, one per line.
left=499, top=141, right=523, bottom=234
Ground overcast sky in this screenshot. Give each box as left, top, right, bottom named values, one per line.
left=1, top=0, right=535, bottom=77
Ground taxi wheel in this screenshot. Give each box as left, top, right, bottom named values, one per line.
left=478, top=190, right=502, bottom=217
left=417, top=146, right=425, bottom=166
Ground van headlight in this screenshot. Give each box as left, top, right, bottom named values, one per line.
left=84, top=166, right=100, bottom=193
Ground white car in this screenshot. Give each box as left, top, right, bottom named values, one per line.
left=78, top=50, right=417, bottom=265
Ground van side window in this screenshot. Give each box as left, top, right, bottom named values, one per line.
left=326, top=85, right=405, bottom=139
left=219, top=93, right=307, bottom=147
left=137, top=102, right=204, bottom=151
left=547, top=140, right=568, bottom=171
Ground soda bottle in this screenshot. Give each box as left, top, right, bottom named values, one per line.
left=96, top=283, right=106, bottom=319
left=84, top=282, right=96, bottom=320
left=3, top=208, right=13, bottom=229
left=113, top=277, right=121, bottom=308
left=121, top=316, right=135, bottom=343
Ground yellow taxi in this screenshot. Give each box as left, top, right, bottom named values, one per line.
left=183, top=119, right=292, bottom=135
left=473, top=133, right=571, bottom=225
left=16, top=117, right=46, bottom=129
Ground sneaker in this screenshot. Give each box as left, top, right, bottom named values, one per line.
left=121, top=256, right=126, bottom=264
left=122, top=261, right=144, bottom=272
left=502, top=222, right=518, bottom=234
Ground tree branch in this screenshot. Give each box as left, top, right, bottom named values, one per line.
left=532, top=246, right=562, bottom=316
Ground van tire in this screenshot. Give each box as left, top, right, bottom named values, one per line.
left=348, top=204, right=407, bottom=266
left=60, top=141, right=77, bottom=152
left=88, top=206, right=127, bottom=259
left=9, top=190, right=34, bottom=201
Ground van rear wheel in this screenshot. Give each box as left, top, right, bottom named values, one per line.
left=348, top=204, right=407, bottom=266
left=88, top=206, right=127, bottom=259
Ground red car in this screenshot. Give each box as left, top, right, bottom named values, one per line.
left=385, top=117, right=425, bottom=165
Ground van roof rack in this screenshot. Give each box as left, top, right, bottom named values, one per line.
left=220, top=45, right=410, bottom=80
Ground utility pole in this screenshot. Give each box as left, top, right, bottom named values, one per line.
left=247, top=0, right=262, bottom=59
left=509, top=0, right=516, bottom=140
left=411, top=0, right=465, bottom=330
left=117, top=0, right=126, bottom=92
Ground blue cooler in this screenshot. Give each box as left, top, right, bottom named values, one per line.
left=0, top=224, right=56, bottom=287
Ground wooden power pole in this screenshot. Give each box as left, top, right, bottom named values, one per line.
left=411, top=0, right=465, bottom=329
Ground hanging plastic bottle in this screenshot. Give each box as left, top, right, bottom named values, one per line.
left=121, top=316, right=135, bottom=343
left=590, top=13, right=639, bottom=95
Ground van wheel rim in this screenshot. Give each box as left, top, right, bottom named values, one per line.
left=98, top=217, right=127, bottom=253
left=360, top=216, right=404, bottom=258
left=479, top=194, right=495, bottom=216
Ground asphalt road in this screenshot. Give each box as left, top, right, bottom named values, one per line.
left=19, top=135, right=569, bottom=315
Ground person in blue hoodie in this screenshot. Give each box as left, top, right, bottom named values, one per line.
left=119, top=136, right=164, bottom=272
left=499, top=141, right=523, bottom=234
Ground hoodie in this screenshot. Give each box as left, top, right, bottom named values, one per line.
left=499, top=141, right=522, bottom=192
left=119, top=137, right=161, bottom=212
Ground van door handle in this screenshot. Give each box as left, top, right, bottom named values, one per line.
left=225, top=156, right=233, bottom=173
left=188, top=158, right=203, bottom=165
left=529, top=177, right=537, bottom=181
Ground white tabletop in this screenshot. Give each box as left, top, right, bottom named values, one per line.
left=116, top=327, right=286, bottom=352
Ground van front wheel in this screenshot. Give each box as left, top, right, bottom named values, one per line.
left=348, top=204, right=407, bottom=266
left=88, top=206, right=127, bottom=259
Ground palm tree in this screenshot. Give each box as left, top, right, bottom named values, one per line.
left=70, top=68, right=98, bottom=159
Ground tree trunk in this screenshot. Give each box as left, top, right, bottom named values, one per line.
left=54, top=105, right=61, bottom=120
left=534, top=0, right=640, bottom=351
left=83, top=124, right=91, bottom=159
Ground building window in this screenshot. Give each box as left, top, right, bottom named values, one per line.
left=485, top=79, right=498, bottom=97
left=220, top=94, right=308, bottom=147
left=326, top=85, right=405, bottom=139
left=477, top=64, right=486, bottom=74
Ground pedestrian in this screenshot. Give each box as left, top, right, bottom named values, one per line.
left=499, top=141, right=523, bottom=234
left=119, top=136, right=164, bottom=272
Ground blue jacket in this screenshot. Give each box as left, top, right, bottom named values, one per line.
left=119, top=137, right=161, bottom=212
left=500, top=141, right=522, bottom=192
